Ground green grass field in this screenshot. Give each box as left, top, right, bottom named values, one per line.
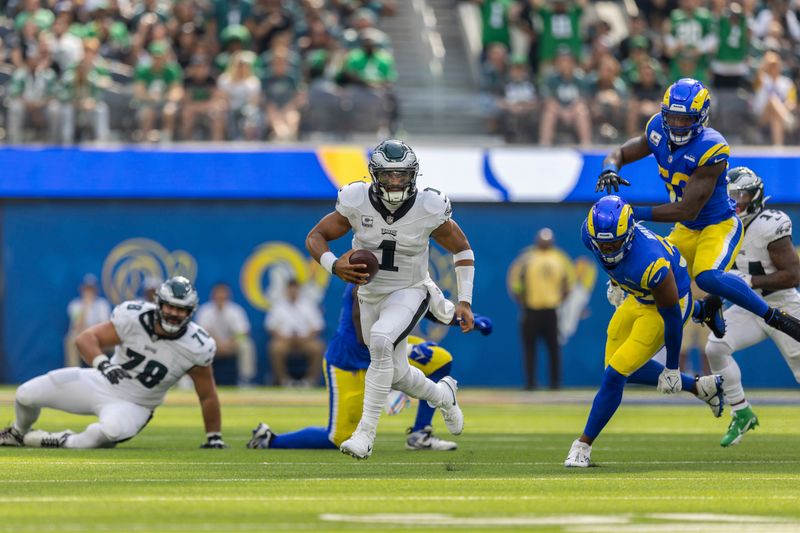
left=1, top=387, right=799, bottom=533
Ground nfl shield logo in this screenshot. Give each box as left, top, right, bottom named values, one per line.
left=386, top=215, right=394, bottom=224
left=668, top=155, right=673, bottom=163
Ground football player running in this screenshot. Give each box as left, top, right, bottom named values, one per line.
left=0, top=277, right=226, bottom=449
left=705, top=168, right=800, bottom=447
left=597, top=78, right=800, bottom=343
left=565, top=196, right=724, bottom=468
left=246, top=283, right=493, bottom=451
left=306, top=139, right=475, bottom=459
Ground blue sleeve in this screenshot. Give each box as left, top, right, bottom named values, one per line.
left=657, top=303, right=683, bottom=370
left=644, top=113, right=663, bottom=153
left=580, top=220, right=593, bottom=252
left=696, top=138, right=730, bottom=168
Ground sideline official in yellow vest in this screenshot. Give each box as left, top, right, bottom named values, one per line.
left=509, top=228, right=575, bottom=390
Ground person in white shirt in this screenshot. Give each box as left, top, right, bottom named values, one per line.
left=752, top=51, right=797, bottom=146
left=64, top=274, right=111, bottom=367
left=196, top=283, right=257, bottom=386
left=265, top=280, right=325, bottom=387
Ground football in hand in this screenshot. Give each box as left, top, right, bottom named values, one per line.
left=349, top=249, right=380, bottom=283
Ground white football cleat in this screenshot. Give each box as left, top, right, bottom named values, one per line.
left=695, top=374, right=725, bottom=418
left=246, top=422, right=274, bottom=449
left=340, top=425, right=375, bottom=460
left=435, top=376, right=463, bottom=435
left=406, top=426, right=457, bottom=451
left=0, top=426, right=24, bottom=447
left=564, top=439, right=592, bottom=468
left=23, top=430, right=72, bottom=448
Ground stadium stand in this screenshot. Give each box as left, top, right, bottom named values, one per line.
left=0, top=0, right=797, bottom=144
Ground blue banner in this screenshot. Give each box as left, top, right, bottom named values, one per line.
left=3, top=146, right=800, bottom=203
left=2, top=199, right=798, bottom=388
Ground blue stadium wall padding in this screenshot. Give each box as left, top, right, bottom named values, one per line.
left=1, top=199, right=797, bottom=388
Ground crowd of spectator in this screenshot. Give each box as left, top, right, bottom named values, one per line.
left=0, top=0, right=398, bottom=143
left=476, top=0, right=800, bottom=146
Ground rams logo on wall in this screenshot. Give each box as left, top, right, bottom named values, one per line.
left=241, top=242, right=330, bottom=311
left=102, top=238, right=198, bottom=305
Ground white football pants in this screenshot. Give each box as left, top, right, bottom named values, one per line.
left=706, top=300, right=800, bottom=405
left=356, top=286, right=447, bottom=435
left=14, top=368, right=153, bottom=448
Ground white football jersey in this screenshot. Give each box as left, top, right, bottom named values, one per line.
left=734, top=209, right=800, bottom=304
left=109, top=301, right=216, bottom=408
left=336, top=182, right=452, bottom=300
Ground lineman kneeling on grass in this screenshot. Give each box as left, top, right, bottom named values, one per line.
left=0, top=277, right=227, bottom=450
left=247, top=282, right=492, bottom=451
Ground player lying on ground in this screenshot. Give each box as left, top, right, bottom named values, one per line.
left=306, top=139, right=475, bottom=460
left=705, top=167, right=800, bottom=447
left=564, top=196, right=725, bottom=468
left=247, top=282, right=493, bottom=451
left=597, top=77, right=800, bottom=343
left=0, top=277, right=226, bottom=449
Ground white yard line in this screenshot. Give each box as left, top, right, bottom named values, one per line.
left=2, top=459, right=800, bottom=466
left=0, top=495, right=798, bottom=503
left=1, top=476, right=799, bottom=483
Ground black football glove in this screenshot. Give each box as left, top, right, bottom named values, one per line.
left=200, top=433, right=228, bottom=449
left=596, top=169, right=631, bottom=194
left=96, top=359, right=131, bottom=385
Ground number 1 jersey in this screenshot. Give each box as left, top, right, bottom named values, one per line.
left=336, top=182, right=452, bottom=300
left=109, top=301, right=216, bottom=408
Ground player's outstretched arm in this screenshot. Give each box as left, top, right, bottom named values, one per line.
left=634, top=161, right=724, bottom=223
left=432, top=219, right=474, bottom=333
left=189, top=364, right=227, bottom=449
left=652, top=269, right=684, bottom=393
left=76, top=322, right=130, bottom=384
left=597, top=134, right=650, bottom=194
left=306, top=212, right=369, bottom=284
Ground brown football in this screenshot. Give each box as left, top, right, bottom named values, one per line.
left=349, top=249, right=380, bottom=283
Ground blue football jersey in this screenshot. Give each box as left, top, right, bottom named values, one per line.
left=324, top=284, right=370, bottom=372
left=645, top=113, right=736, bottom=230
left=582, top=222, right=692, bottom=304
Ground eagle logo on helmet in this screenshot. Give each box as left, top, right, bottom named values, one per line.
left=661, top=78, right=711, bottom=146
left=368, top=139, right=419, bottom=205
left=727, top=166, right=767, bottom=225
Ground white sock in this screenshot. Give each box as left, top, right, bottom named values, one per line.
left=705, top=343, right=746, bottom=405
left=731, top=401, right=751, bottom=413
left=13, top=401, right=39, bottom=434
left=358, top=334, right=395, bottom=435
left=64, top=423, right=113, bottom=449
left=392, top=366, right=444, bottom=407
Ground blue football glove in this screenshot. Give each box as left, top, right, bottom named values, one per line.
left=409, top=341, right=437, bottom=364
left=473, top=314, right=493, bottom=336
